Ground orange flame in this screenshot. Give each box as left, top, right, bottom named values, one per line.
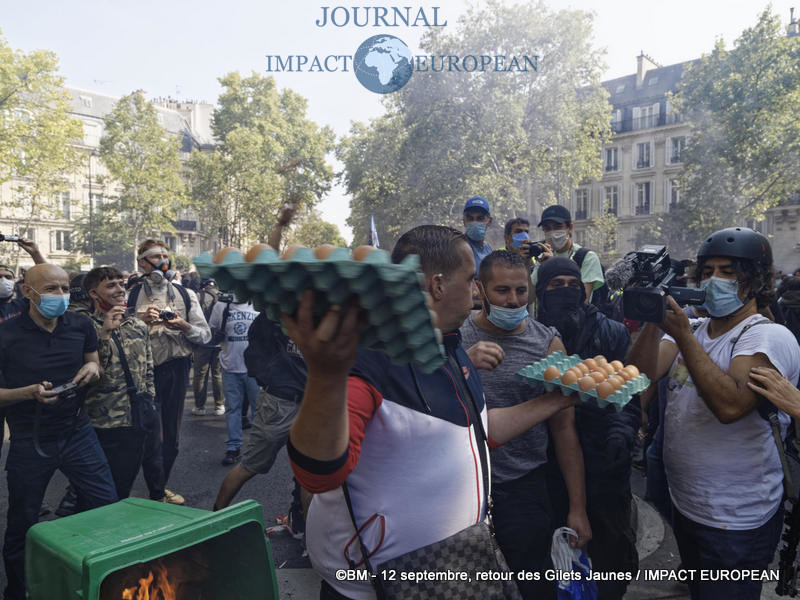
left=121, top=562, right=176, bottom=600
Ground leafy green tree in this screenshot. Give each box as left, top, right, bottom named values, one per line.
left=81, top=91, right=186, bottom=270
left=0, top=29, right=83, bottom=269
left=340, top=0, right=611, bottom=249
left=188, top=72, right=335, bottom=248
left=285, top=210, right=347, bottom=250
left=586, top=209, right=620, bottom=265
left=643, top=9, right=800, bottom=258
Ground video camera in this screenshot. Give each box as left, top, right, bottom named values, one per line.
left=218, top=293, right=234, bottom=303
left=619, top=245, right=705, bottom=322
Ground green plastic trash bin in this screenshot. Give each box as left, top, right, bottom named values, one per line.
left=26, top=498, right=279, bottom=600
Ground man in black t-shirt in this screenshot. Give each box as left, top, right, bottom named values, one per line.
left=0, top=264, right=117, bottom=600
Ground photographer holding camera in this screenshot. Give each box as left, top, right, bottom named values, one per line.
left=629, top=227, right=800, bottom=600
left=128, top=239, right=211, bottom=505
left=0, top=264, right=117, bottom=599
left=83, top=266, right=155, bottom=499
left=530, top=206, right=605, bottom=309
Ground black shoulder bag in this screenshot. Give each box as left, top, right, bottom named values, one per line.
left=342, top=358, right=522, bottom=600
left=110, top=331, right=158, bottom=431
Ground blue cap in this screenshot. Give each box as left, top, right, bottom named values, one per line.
left=464, top=196, right=490, bottom=215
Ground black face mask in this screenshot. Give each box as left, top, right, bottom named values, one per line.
left=539, top=287, right=585, bottom=354
left=540, top=287, right=583, bottom=320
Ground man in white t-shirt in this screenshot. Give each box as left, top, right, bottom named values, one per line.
left=629, top=227, right=800, bottom=600
left=208, top=297, right=260, bottom=466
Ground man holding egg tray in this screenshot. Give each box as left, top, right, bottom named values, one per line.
left=461, top=249, right=590, bottom=599
left=283, top=226, right=605, bottom=600
left=629, top=227, right=800, bottom=600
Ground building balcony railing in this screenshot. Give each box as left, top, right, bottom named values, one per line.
left=665, top=113, right=684, bottom=125
left=668, top=154, right=682, bottom=164
left=606, top=207, right=618, bottom=216
left=636, top=160, right=651, bottom=169
left=635, top=204, right=651, bottom=215
left=632, top=115, right=659, bottom=130
left=604, top=163, right=618, bottom=172
left=173, top=219, right=197, bottom=231
left=574, top=210, right=588, bottom=220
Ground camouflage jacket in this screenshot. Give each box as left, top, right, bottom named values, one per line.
left=85, top=309, right=155, bottom=429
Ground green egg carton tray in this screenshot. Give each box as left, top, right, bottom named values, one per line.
left=515, top=351, right=650, bottom=412
left=193, top=247, right=445, bottom=373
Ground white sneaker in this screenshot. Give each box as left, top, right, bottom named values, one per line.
left=214, top=405, right=225, bottom=416
left=191, top=407, right=206, bottom=416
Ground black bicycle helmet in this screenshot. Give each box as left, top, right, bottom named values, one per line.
left=697, top=227, right=772, bottom=267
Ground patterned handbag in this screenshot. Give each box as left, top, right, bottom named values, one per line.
left=342, top=359, right=522, bottom=600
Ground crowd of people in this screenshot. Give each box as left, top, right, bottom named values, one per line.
left=0, top=196, right=799, bottom=600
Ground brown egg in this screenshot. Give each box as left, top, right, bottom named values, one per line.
left=314, top=244, right=338, bottom=259
left=353, top=245, right=376, bottom=261
left=589, top=371, right=606, bottom=384
left=578, top=376, right=596, bottom=392
left=574, top=363, right=589, bottom=376
left=582, top=358, right=598, bottom=371
left=594, top=355, right=607, bottom=364
left=625, top=365, right=640, bottom=378
left=281, top=244, right=305, bottom=260
left=596, top=381, right=614, bottom=399
left=616, top=369, right=631, bottom=382
left=245, top=243, right=274, bottom=262
left=561, top=370, right=578, bottom=386
left=608, top=375, right=624, bottom=391
left=610, top=360, right=624, bottom=371
left=214, top=247, right=239, bottom=264
left=602, top=364, right=616, bottom=377
left=543, top=366, right=561, bottom=381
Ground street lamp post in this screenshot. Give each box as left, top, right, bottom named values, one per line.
left=88, top=150, right=99, bottom=269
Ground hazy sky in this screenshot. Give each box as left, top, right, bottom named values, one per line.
left=2, top=0, right=795, bottom=242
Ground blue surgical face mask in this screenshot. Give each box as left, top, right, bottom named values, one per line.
left=698, top=276, right=744, bottom=318
left=511, top=232, right=530, bottom=248
left=31, top=289, right=70, bottom=319
left=486, top=302, right=528, bottom=331
left=465, top=222, right=487, bottom=242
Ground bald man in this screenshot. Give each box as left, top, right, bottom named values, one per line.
left=0, top=264, right=117, bottom=600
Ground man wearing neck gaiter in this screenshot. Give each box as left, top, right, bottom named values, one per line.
left=535, top=257, right=638, bottom=600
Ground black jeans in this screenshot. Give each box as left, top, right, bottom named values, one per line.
left=491, top=465, right=556, bottom=600
left=142, top=356, right=191, bottom=495
left=672, top=505, right=783, bottom=600
left=3, top=422, right=117, bottom=599
left=94, top=426, right=146, bottom=499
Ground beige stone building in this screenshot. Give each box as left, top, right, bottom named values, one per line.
left=0, top=88, right=216, bottom=273
left=527, top=46, right=799, bottom=274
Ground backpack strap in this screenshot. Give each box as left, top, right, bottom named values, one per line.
left=174, top=282, right=191, bottom=316
left=573, top=247, right=589, bottom=268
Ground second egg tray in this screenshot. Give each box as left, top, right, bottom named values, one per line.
left=515, top=351, right=650, bottom=412
left=192, top=247, right=445, bottom=373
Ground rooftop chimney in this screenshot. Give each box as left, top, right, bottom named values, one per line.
left=789, top=7, right=800, bottom=37
left=636, top=52, right=661, bottom=88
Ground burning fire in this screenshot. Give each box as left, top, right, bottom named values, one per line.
left=121, top=562, right=176, bottom=600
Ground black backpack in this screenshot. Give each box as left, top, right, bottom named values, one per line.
left=573, top=247, right=612, bottom=318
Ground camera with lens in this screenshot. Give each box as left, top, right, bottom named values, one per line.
left=218, top=293, right=234, bottom=303
left=158, top=309, right=177, bottom=321
left=621, top=245, right=705, bottom=322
